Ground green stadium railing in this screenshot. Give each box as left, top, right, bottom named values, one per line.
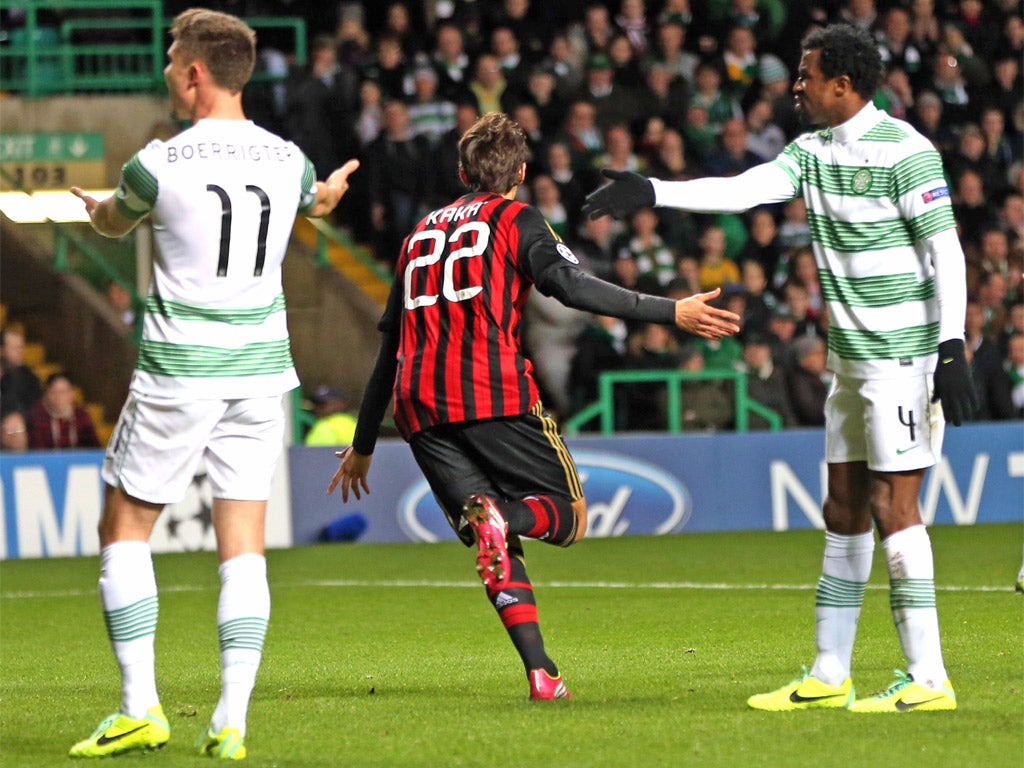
left=0, top=1, right=306, bottom=95
left=562, top=368, right=784, bottom=436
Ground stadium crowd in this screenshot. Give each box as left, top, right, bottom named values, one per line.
left=5, top=0, right=1023, bottom=435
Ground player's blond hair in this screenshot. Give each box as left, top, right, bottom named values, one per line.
left=170, top=8, right=256, bottom=94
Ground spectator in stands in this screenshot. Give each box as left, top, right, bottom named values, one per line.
left=434, top=103, right=481, bottom=204
left=363, top=33, right=410, bottom=101
left=355, top=78, right=384, bottom=147
left=431, top=22, right=472, bottom=103
left=523, top=65, right=566, bottom=137
left=690, top=60, right=743, bottom=139
left=964, top=300, right=1014, bottom=420
left=491, top=25, right=530, bottom=100
left=637, top=60, right=690, bottom=132
left=739, top=258, right=775, bottom=333
left=382, top=1, right=423, bottom=59
left=1, top=410, right=28, bottom=453
left=596, top=122, right=643, bottom=174
left=735, top=328, right=796, bottom=429
left=406, top=65, right=456, bottom=149
left=678, top=344, right=734, bottom=432
left=721, top=24, right=759, bottom=101
left=739, top=206, right=782, bottom=278
left=493, top=0, right=548, bottom=65
left=622, top=322, right=683, bottom=431
left=364, top=99, right=433, bottom=266
left=468, top=53, right=508, bottom=115
left=945, top=123, right=1005, bottom=202
left=743, top=94, right=786, bottom=162
left=979, top=106, right=1017, bottom=183
left=546, top=32, right=584, bottom=97
left=284, top=34, right=359, bottom=181
left=546, top=141, right=587, bottom=237
left=569, top=211, right=619, bottom=280
left=577, top=52, right=642, bottom=131
left=0, top=325, right=42, bottom=419
left=953, top=168, right=995, bottom=250
left=913, top=90, right=957, bottom=154
left=777, top=196, right=811, bottom=252
left=531, top=174, right=569, bottom=239
left=304, top=385, right=358, bottom=446
left=785, top=335, right=829, bottom=427
left=559, top=99, right=604, bottom=176
left=929, top=47, right=972, bottom=129
left=524, top=290, right=590, bottom=418
left=608, top=32, right=644, bottom=90
left=617, top=207, right=676, bottom=292
left=909, top=0, right=943, bottom=59
left=28, top=372, right=101, bottom=450
left=977, top=270, right=1010, bottom=341
left=704, top=117, right=761, bottom=177
left=512, top=102, right=547, bottom=179
left=981, top=53, right=1021, bottom=133
left=697, top=223, right=740, bottom=291
left=1005, top=332, right=1024, bottom=418
left=568, top=313, right=629, bottom=421
left=878, top=6, right=926, bottom=90
left=648, top=14, right=699, bottom=85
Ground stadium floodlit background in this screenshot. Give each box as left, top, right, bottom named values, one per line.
left=0, top=0, right=1022, bottom=765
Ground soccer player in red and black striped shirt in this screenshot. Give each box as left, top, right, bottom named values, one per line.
left=329, top=112, right=740, bottom=699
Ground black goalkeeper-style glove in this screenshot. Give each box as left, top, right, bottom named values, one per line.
left=582, top=169, right=655, bottom=220
left=932, top=339, right=978, bottom=426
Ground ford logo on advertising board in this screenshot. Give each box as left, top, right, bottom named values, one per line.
left=396, top=450, right=691, bottom=543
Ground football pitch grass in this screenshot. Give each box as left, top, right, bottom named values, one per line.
left=1, top=524, right=1021, bottom=768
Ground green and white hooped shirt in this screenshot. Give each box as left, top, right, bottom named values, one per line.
left=115, top=118, right=318, bottom=399
left=652, top=103, right=966, bottom=381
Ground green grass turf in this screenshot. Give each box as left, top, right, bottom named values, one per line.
left=1, top=524, right=1021, bottom=768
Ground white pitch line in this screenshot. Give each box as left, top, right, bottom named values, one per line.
left=1, top=580, right=1015, bottom=599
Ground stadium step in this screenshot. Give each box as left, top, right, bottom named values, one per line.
left=292, top=217, right=390, bottom=305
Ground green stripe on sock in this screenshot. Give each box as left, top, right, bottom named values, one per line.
left=890, top=577, right=936, bottom=609
left=815, top=574, right=867, bottom=608
left=218, top=617, right=268, bottom=652
left=104, top=596, right=158, bottom=642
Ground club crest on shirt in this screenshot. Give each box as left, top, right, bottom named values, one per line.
left=556, top=242, right=580, bottom=264
left=851, top=169, right=872, bottom=194
left=921, top=186, right=950, bottom=203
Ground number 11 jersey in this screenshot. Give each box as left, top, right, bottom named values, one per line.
left=114, top=118, right=318, bottom=399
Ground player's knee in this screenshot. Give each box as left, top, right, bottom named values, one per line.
left=569, top=498, right=587, bottom=545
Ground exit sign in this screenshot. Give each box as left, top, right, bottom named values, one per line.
left=0, top=132, right=106, bottom=190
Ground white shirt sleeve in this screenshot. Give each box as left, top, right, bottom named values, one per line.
left=923, top=227, right=968, bottom=343
left=651, top=161, right=799, bottom=213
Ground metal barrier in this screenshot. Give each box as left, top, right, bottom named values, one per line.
left=0, top=1, right=306, bottom=95
left=563, top=368, right=783, bottom=436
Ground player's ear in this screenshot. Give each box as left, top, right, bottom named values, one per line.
left=518, top=163, right=527, bottom=185
left=458, top=166, right=468, bottom=186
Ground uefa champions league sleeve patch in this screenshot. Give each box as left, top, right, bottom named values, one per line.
left=921, top=186, right=950, bottom=203
left=556, top=243, right=580, bottom=264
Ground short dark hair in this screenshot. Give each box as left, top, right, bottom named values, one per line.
left=458, top=112, right=529, bottom=193
left=171, top=9, right=256, bottom=93
left=802, top=24, right=882, bottom=99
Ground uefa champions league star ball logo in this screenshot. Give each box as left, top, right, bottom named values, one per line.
left=158, top=473, right=216, bottom=551
left=851, top=169, right=872, bottom=194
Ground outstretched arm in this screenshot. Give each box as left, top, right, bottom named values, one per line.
left=583, top=162, right=798, bottom=220
left=306, top=158, right=360, bottom=218
left=70, top=188, right=141, bottom=238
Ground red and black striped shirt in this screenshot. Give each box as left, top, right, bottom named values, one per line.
left=353, top=192, right=676, bottom=452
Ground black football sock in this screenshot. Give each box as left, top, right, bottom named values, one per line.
left=486, top=544, right=557, bottom=676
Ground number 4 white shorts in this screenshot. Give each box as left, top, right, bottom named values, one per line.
left=102, top=392, right=286, bottom=505
left=825, top=373, right=945, bottom=473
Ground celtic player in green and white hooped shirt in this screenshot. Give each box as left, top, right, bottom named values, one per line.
left=582, top=23, right=976, bottom=716
left=115, top=121, right=317, bottom=399
left=649, top=101, right=964, bottom=382
left=69, top=8, right=359, bottom=760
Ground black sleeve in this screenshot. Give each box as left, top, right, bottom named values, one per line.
left=351, top=274, right=403, bottom=455
left=516, top=206, right=676, bottom=323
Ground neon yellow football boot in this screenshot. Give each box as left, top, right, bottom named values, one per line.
left=197, top=725, right=247, bottom=760
left=69, top=704, right=170, bottom=757
left=849, top=670, right=956, bottom=713
left=747, top=666, right=854, bottom=711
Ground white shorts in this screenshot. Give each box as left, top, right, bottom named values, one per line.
left=825, top=373, right=944, bottom=472
left=102, top=393, right=286, bottom=505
